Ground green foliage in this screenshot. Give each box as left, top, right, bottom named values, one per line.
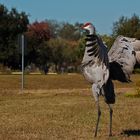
left=112, top=14, right=140, bottom=38
left=25, top=20, right=83, bottom=73
left=47, top=38, right=65, bottom=67
left=58, top=22, right=81, bottom=41
left=134, top=68, right=140, bottom=73
left=0, top=4, right=29, bottom=69
left=76, top=38, right=85, bottom=59
left=46, top=38, right=79, bottom=72
left=45, top=19, right=61, bottom=38
left=100, top=34, right=115, bottom=50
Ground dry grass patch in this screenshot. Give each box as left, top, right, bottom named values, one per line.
left=0, top=90, right=140, bottom=140
left=0, top=74, right=90, bottom=90
left=0, top=74, right=140, bottom=139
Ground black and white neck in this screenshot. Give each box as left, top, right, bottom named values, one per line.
left=88, top=27, right=95, bottom=35
left=81, top=23, right=99, bottom=65
left=82, top=38, right=98, bottom=66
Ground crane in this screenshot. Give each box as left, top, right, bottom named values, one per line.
left=81, top=22, right=139, bottom=137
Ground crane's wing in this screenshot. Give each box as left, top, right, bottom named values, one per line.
left=129, top=39, right=140, bottom=66
left=96, top=35, right=109, bottom=67
left=108, top=36, right=137, bottom=82
left=122, top=36, right=140, bottom=64
left=82, top=34, right=109, bottom=68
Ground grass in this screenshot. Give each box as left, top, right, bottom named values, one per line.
left=0, top=74, right=140, bottom=139
left=0, top=74, right=90, bottom=90
left=124, top=87, right=140, bottom=98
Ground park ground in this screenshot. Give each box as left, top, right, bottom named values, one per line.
left=0, top=74, right=140, bottom=140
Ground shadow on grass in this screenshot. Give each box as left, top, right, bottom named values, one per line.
left=121, top=129, right=140, bottom=136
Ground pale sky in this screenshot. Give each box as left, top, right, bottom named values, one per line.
left=0, top=0, right=140, bottom=34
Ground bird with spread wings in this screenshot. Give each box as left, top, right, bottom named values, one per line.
left=81, top=22, right=140, bottom=137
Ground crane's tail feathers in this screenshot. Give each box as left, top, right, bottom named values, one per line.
left=103, top=79, right=115, bottom=104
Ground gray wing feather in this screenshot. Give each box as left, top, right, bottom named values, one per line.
left=135, top=51, right=140, bottom=64
left=96, top=36, right=109, bottom=67
left=129, top=38, right=140, bottom=64
left=108, top=36, right=136, bottom=82
left=120, top=36, right=140, bottom=64
left=82, top=35, right=109, bottom=68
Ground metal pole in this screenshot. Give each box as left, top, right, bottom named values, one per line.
left=21, top=34, right=24, bottom=93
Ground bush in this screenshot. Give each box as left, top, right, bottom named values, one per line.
left=134, top=68, right=140, bottom=73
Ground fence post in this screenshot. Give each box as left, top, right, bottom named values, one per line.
left=21, top=34, right=25, bottom=93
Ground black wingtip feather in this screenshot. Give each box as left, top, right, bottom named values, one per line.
left=109, top=61, right=129, bottom=82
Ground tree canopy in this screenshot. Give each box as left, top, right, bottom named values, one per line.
left=0, top=3, right=140, bottom=73
left=0, top=4, right=29, bottom=69
left=112, top=14, right=140, bottom=39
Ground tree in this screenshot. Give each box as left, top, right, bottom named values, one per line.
left=26, top=21, right=51, bottom=68
left=112, top=14, right=140, bottom=39
left=101, top=34, right=115, bottom=50
left=25, top=20, right=83, bottom=73
left=58, top=22, right=81, bottom=41
left=46, top=38, right=66, bottom=72
left=45, top=19, right=62, bottom=38
left=0, top=4, right=29, bottom=69
left=27, top=21, right=51, bottom=42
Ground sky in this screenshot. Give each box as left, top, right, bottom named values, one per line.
left=0, top=0, right=140, bottom=34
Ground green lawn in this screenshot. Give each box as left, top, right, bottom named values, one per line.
left=0, top=74, right=140, bottom=140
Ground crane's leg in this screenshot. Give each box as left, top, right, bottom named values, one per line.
left=108, top=104, right=113, bottom=136
left=92, top=84, right=101, bottom=137
left=94, top=99, right=101, bottom=137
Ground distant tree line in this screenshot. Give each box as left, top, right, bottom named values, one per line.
left=25, top=20, right=82, bottom=73
left=1, top=4, right=140, bottom=73
left=0, top=4, right=29, bottom=70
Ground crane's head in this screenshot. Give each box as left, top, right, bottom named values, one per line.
left=82, top=22, right=95, bottom=35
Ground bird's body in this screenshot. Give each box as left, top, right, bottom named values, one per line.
left=82, top=36, right=109, bottom=83
left=81, top=23, right=139, bottom=137
left=81, top=34, right=111, bottom=102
